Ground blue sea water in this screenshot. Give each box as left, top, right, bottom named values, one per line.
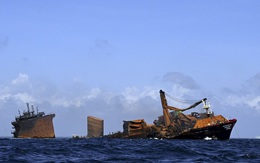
left=0, top=138, right=259, bottom=162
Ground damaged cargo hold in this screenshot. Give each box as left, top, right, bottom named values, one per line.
left=107, top=90, right=237, bottom=140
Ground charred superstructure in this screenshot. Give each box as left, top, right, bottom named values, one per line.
left=108, top=90, right=237, bottom=140
left=11, top=103, right=55, bottom=138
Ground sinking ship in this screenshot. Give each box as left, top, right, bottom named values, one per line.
left=107, top=90, right=237, bottom=140
left=11, top=103, right=55, bottom=138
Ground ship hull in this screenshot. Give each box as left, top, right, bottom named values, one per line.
left=106, top=90, right=238, bottom=140
left=107, top=119, right=237, bottom=140
left=12, top=114, right=55, bottom=138
left=174, top=119, right=237, bottom=140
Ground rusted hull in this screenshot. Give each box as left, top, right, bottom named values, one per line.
left=87, top=116, right=104, bottom=138
left=108, top=118, right=237, bottom=140
left=107, top=90, right=237, bottom=140
left=12, top=114, right=55, bottom=138
left=122, top=119, right=149, bottom=138
left=174, top=119, right=237, bottom=140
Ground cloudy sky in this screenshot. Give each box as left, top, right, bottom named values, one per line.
left=1, top=1, right=260, bottom=138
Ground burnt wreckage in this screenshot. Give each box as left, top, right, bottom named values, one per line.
left=108, top=90, right=237, bottom=140
left=12, top=103, right=55, bottom=138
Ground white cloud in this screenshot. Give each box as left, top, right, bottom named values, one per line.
left=163, top=72, right=199, bottom=89
left=87, top=88, right=102, bottom=100
left=0, top=94, right=11, bottom=102
left=12, top=73, right=29, bottom=85
left=222, top=94, right=260, bottom=112
left=220, top=73, right=260, bottom=112
left=244, top=72, right=260, bottom=92
left=0, top=74, right=34, bottom=104
left=246, top=96, right=260, bottom=110
left=13, top=92, right=35, bottom=103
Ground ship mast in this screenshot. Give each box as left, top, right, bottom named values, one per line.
left=26, top=103, right=30, bottom=113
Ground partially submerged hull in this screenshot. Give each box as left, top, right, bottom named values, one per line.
left=87, top=116, right=104, bottom=138
left=174, top=119, right=237, bottom=140
left=11, top=103, right=55, bottom=138
left=107, top=90, right=237, bottom=140
left=108, top=118, right=237, bottom=140
left=12, top=114, right=55, bottom=138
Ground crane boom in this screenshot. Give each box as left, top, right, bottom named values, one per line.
left=160, top=90, right=171, bottom=126
left=159, top=90, right=207, bottom=126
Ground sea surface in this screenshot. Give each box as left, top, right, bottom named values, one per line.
left=0, top=138, right=259, bottom=162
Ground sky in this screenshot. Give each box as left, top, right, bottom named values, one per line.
left=0, top=1, right=260, bottom=138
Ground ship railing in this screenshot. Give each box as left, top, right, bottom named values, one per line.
left=47, top=112, right=55, bottom=116
left=38, top=112, right=45, bottom=116
left=15, top=115, right=31, bottom=119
